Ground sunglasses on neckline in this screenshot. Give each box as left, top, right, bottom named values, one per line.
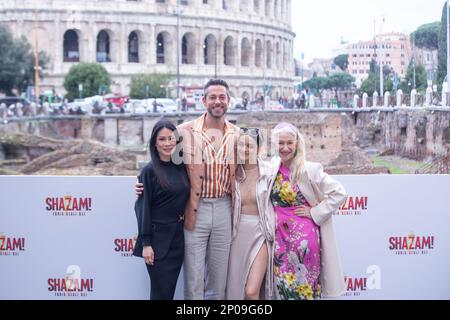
left=240, top=127, right=260, bottom=136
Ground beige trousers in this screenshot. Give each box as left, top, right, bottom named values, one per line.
left=183, top=197, right=232, bottom=300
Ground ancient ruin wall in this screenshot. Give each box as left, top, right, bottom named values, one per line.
left=351, top=110, right=450, bottom=160
left=2, top=110, right=450, bottom=163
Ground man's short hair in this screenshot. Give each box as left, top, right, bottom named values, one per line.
left=203, top=79, right=230, bottom=98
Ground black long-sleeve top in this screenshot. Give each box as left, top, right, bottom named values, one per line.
left=136, top=160, right=190, bottom=247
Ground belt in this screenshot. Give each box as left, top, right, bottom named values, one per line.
left=201, top=195, right=231, bottom=203
left=152, top=214, right=184, bottom=224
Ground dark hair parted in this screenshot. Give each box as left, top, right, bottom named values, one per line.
left=203, top=79, right=230, bottom=98
left=148, top=118, right=184, bottom=189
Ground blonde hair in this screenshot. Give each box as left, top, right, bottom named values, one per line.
left=272, top=123, right=306, bottom=185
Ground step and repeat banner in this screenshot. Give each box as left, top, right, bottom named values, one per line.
left=1, top=175, right=449, bottom=300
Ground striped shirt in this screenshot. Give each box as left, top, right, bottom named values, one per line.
left=193, top=113, right=233, bottom=198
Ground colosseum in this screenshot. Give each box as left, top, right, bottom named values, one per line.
left=0, top=0, right=295, bottom=100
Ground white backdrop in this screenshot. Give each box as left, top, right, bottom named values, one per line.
left=0, top=175, right=449, bottom=300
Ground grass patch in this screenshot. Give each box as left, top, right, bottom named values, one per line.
left=371, top=156, right=409, bottom=174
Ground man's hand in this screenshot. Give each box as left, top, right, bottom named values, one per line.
left=135, top=177, right=144, bottom=197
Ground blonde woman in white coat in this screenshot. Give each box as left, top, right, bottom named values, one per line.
left=267, top=122, right=347, bottom=300
left=226, top=128, right=276, bottom=300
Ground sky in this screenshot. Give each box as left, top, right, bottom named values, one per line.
left=291, top=0, right=445, bottom=63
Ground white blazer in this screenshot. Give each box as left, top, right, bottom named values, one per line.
left=231, top=158, right=276, bottom=299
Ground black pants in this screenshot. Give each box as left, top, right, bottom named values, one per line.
left=145, top=223, right=184, bottom=300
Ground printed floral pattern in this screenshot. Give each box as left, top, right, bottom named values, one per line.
left=271, top=164, right=321, bottom=300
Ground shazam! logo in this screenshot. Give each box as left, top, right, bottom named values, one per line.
left=389, top=233, right=435, bottom=255
left=0, top=233, right=25, bottom=256
left=45, top=195, right=93, bottom=217
left=47, top=265, right=94, bottom=297
left=335, top=196, right=368, bottom=216
left=114, top=235, right=138, bottom=257
left=344, top=265, right=382, bottom=297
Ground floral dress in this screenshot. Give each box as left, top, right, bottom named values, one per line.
left=271, top=164, right=321, bottom=300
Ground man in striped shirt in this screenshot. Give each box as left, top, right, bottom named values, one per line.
left=176, top=79, right=239, bottom=299
left=136, top=79, right=240, bottom=299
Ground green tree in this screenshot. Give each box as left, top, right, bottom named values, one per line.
left=399, top=60, right=428, bottom=94
left=302, top=73, right=354, bottom=92
left=437, top=2, right=447, bottom=86
left=0, top=25, right=49, bottom=95
left=360, top=74, right=393, bottom=96
left=324, top=72, right=355, bottom=90
left=63, top=63, right=112, bottom=101
left=129, top=73, right=172, bottom=99
left=360, top=61, right=393, bottom=96
left=411, top=21, right=440, bottom=50
left=302, top=75, right=327, bottom=92
left=333, top=54, right=349, bottom=71
left=360, top=74, right=377, bottom=96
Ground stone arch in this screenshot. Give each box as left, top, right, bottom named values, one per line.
left=255, top=39, right=263, bottom=67
left=275, top=90, right=280, bottom=99
left=265, top=0, right=271, bottom=16
left=222, top=0, right=231, bottom=10
left=266, top=40, right=273, bottom=68
left=63, top=29, right=80, bottom=62
left=182, top=32, right=196, bottom=64
left=128, top=31, right=140, bottom=63
left=253, top=0, right=261, bottom=14
left=241, top=38, right=251, bottom=67
left=204, top=34, right=217, bottom=65
left=443, top=127, right=450, bottom=144
left=241, top=91, right=250, bottom=100
left=156, top=31, right=172, bottom=64
left=275, top=42, right=281, bottom=69
left=240, top=0, right=248, bottom=11
left=224, top=36, right=236, bottom=66
left=96, top=30, right=111, bottom=62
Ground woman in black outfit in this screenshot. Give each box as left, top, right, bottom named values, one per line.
left=133, top=119, right=190, bottom=300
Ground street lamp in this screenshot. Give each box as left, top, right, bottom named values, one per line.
left=34, top=10, right=40, bottom=103
left=78, top=83, right=83, bottom=99
left=300, top=52, right=304, bottom=91
left=379, top=16, right=385, bottom=97
left=203, top=39, right=218, bottom=78
left=145, top=84, right=149, bottom=99
left=215, top=40, right=218, bottom=79
left=412, top=32, right=416, bottom=89
left=447, top=0, right=450, bottom=90
left=176, top=0, right=181, bottom=103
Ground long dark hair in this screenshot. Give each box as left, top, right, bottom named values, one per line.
left=148, top=118, right=183, bottom=189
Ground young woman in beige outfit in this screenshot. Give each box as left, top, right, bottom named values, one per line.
left=226, top=128, right=276, bottom=300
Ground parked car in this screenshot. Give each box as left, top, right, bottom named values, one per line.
left=230, top=97, right=245, bottom=110
left=0, top=96, right=30, bottom=108
left=141, top=99, right=166, bottom=113
left=266, top=100, right=284, bottom=110
left=155, top=98, right=178, bottom=112
left=104, top=94, right=129, bottom=108
left=126, top=100, right=146, bottom=114
left=248, top=99, right=263, bottom=111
